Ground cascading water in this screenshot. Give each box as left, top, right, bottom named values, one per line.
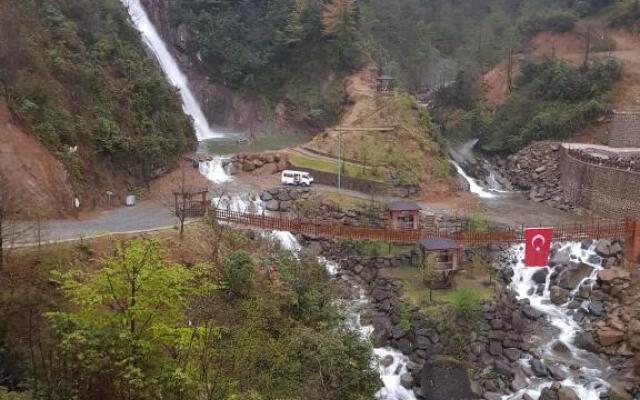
left=120, top=0, right=222, bottom=142
left=199, top=157, right=232, bottom=184
left=505, top=242, right=611, bottom=400
left=450, top=160, right=498, bottom=199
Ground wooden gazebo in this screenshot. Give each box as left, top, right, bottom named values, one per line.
left=388, top=201, right=421, bottom=230
left=417, top=238, right=461, bottom=289
left=174, top=187, right=209, bottom=218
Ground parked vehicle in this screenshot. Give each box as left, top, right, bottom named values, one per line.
left=281, top=170, right=314, bottom=187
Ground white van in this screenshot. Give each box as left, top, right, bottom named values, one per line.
left=281, top=170, right=314, bottom=187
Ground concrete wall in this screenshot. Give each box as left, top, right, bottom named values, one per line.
left=560, top=149, right=640, bottom=218
left=609, top=112, right=640, bottom=147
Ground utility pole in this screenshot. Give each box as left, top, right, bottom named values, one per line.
left=337, top=130, right=342, bottom=194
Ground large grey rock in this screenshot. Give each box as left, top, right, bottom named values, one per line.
left=530, top=358, right=548, bottom=377
left=532, top=268, right=550, bottom=284
left=557, top=386, right=580, bottom=400
left=265, top=200, right=280, bottom=211
left=588, top=301, right=604, bottom=317
left=550, top=286, right=569, bottom=305
left=260, top=191, right=273, bottom=201
left=380, top=354, right=394, bottom=367
left=557, top=263, right=593, bottom=290
left=419, top=362, right=474, bottom=400
left=575, top=331, right=599, bottom=352
left=547, top=364, right=568, bottom=381
left=595, top=239, right=612, bottom=257
left=400, top=372, right=414, bottom=389
left=549, top=249, right=571, bottom=267
left=539, top=387, right=559, bottom=400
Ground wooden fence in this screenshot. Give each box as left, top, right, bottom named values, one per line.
left=213, top=208, right=634, bottom=245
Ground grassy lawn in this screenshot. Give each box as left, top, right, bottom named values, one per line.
left=288, top=154, right=384, bottom=182
left=320, top=191, right=370, bottom=209
left=381, top=266, right=493, bottom=310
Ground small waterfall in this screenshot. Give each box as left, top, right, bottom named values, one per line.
left=121, top=0, right=222, bottom=141
left=505, top=242, right=611, bottom=400
left=450, top=160, right=497, bottom=199
left=199, top=157, right=232, bottom=184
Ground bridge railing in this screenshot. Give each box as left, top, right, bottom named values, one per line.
left=212, top=208, right=633, bottom=244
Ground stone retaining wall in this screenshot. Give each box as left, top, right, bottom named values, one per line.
left=560, top=148, right=640, bottom=218
left=609, top=111, right=640, bottom=148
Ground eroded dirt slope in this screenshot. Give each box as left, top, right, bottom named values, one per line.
left=0, top=102, right=73, bottom=218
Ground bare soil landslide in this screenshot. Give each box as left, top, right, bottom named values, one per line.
left=0, top=102, right=73, bottom=218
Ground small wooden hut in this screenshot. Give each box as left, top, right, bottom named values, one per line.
left=388, top=201, right=421, bottom=230
left=417, top=238, right=460, bottom=289
left=377, top=75, right=396, bottom=92
left=174, top=187, right=209, bottom=218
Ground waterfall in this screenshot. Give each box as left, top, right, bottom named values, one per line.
left=120, top=0, right=222, bottom=141
left=505, top=242, right=610, bottom=400
left=450, top=160, right=497, bottom=199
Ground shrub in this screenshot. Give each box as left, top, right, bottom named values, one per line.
left=521, top=10, right=578, bottom=35
left=222, top=251, right=254, bottom=299
left=447, top=289, right=481, bottom=321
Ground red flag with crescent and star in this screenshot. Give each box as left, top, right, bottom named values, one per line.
left=524, top=228, right=553, bottom=267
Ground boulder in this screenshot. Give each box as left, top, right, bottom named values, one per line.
left=588, top=301, right=604, bottom=317
left=575, top=331, right=599, bottom=352
left=557, top=387, right=580, bottom=400
left=547, top=364, right=568, bottom=381
left=380, top=354, right=394, bottom=367
left=242, top=160, right=256, bottom=172
left=549, top=249, right=571, bottom=267
left=503, top=348, right=521, bottom=362
left=419, top=361, right=473, bottom=400
left=578, top=283, right=591, bottom=299
left=539, top=387, right=559, bottom=400
left=279, top=201, right=292, bottom=212
left=550, top=286, right=569, bottom=305
left=597, top=327, right=624, bottom=346
left=260, top=191, right=273, bottom=201
left=557, top=263, right=593, bottom=290
left=400, top=372, right=414, bottom=389
left=595, top=239, right=612, bottom=257
left=530, top=358, right=548, bottom=377
left=489, top=340, right=503, bottom=356
left=597, top=267, right=630, bottom=283
left=532, top=268, right=550, bottom=284
left=265, top=200, right=280, bottom=211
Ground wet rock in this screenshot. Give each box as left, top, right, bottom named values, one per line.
left=547, top=364, right=568, bottom=381
left=530, top=358, right=548, bottom=377
left=483, top=392, right=502, bottom=400
left=588, top=300, right=604, bottom=317
left=567, top=300, right=581, bottom=309
left=578, top=283, right=591, bottom=299
left=504, top=348, right=521, bottom=362
left=510, top=367, right=528, bottom=391
left=557, top=387, right=580, bottom=400
left=522, top=304, right=542, bottom=320
left=597, top=267, right=630, bottom=283
left=400, top=372, right=414, bottom=389
left=581, top=239, right=593, bottom=250
left=550, top=286, right=569, bottom=305
left=597, top=327, right=624, bottom=346
left=539, top=387, right=559, bottom=400
left=557, top=263, right=593, bottom=290
left=551, top=341, right=572, bottom=357
left=380, top=354, right=394, bottom=367
left=595, top=239, right=612, bottom=257
left=575, top=331, right=599, bottom=352
left=419, top=361, right=473, bottom=400
left=549, top=250, right=571, bottom=267
left=532, top=268, right=550, bottom=284
left=489, top=340, right=503, bottom=356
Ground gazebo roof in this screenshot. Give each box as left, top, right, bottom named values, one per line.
left=388, top=201, right=421, bottom=212
left=418, top=238, right=457, bottom=251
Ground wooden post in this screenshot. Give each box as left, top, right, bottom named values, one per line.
left=625, top=220, right=640, bottom=265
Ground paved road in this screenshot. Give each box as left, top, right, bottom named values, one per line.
left=8, top=201, right=179, bottom=247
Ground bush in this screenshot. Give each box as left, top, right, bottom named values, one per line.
left=521, top=10, right=578, bottom=35
left=222, top=251, right=254, bottom=299
left=447, top=289, right=481, bottom=321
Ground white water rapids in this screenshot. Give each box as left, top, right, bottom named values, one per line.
left=120, top=0, right=222, bottom=141
left=505, top=242, right=611, bottom=399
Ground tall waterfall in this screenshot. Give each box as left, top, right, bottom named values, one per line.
left=120, top=0, right=222, bottom=141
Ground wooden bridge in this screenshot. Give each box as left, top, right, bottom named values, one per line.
left=212, top=208, right=640, bottom=263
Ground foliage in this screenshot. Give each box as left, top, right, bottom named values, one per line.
left=521, top=10, right=578, bottom=35
left=609, top=0, right=640, bottom=30
left=0, top=0, right=193, bottom=186
left=479, top=60, right=620, bottom=152
left=45, top=239, right=198, bottom=399
left=447, top=288, right=482, bottom=322
left=221, top=250, right=254, bottom=299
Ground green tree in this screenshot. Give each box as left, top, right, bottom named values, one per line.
left=221, top=250, right=254, bottom=299
left=45, top=239, right=198, bottom=399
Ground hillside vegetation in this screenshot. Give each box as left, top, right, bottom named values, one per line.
left=0, top=229, right=378, bottom=399
left=0, top=0, right=194, bottom=196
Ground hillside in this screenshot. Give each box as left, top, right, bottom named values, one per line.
left=307, top=68, right=455, bottom=196
left=0, top=0, right=195, bottom=215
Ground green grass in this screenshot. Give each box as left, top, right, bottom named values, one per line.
left=381, top=266, right=493, bottom=310
left=289, top=154, right=384, bottom=182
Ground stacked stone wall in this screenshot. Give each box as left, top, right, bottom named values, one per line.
left=560, top=149, right=640, bottom=218
left=609, top=112, right=640, bottom=147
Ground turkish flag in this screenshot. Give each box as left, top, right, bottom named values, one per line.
left=524, top=228, right=553, bottom=267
